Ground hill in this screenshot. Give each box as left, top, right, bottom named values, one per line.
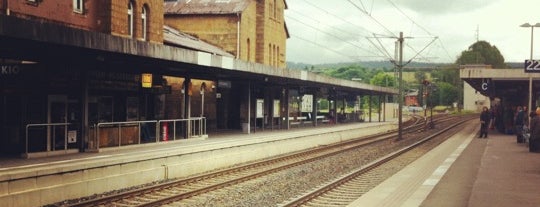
left=286, top=61, right=453, bottom=71
left=287, top=61, right=524, bottom=71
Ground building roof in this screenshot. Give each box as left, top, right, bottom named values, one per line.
left=164, top=0, right=251, bottom=15
left=163, top=25, right=234, bottom=57
left=405, top=89, right=419, bottom=96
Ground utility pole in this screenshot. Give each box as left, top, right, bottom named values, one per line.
left=397, top=32, right=404, bottom=141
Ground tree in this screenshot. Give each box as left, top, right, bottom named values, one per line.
left=361, top=72, right=397, bottom=109
left=370, top=72, right=396, bottom=87
left=321, top=64, right=383, bottom=82
left=455, top=41, right=506, bottom=68
left=432, top=82, right=459, bottom=106
left=431, top=67, right=463, bottom=106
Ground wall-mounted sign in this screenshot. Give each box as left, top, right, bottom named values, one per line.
left=301, top=94, right=313, bottom=112
left=0, top=64, right=20, bottom=76
left=256, top=99, right=264, bottom=118
left=273, top=100, right=280, bottom=117
left=142, top=73, right=152, bottom=88
left=481, top=82, right=489, bottom=91
left=68, top=130, right=77, bottom=143
left=525, top=60, right=540, bottom=73
left=218, top=80, right=231, bottom=88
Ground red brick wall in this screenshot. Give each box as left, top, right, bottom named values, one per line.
left=2, top=0, right=111, bottom=32
left=1, top=0, right=163, bottom=43
left=111, top=0, right=163, bottom=43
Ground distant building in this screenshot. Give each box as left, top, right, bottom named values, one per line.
left=405, top=89, right=419, bottom=106
left=164, top=0, right=289, bottom=68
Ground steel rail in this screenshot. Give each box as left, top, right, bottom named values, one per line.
left=280, top=116, right=474, bottom=207
left=68, top=115, right=460, bottom=207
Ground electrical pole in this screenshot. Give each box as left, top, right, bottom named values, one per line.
left=397, top=32, right=404, bottom=140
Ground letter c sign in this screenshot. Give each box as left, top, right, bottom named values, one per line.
left=481, top=82, right=488, bottom=91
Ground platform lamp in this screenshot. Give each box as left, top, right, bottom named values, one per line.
left=520, top=22, right=540, bottom=128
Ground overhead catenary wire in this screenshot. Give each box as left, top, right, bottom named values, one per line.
left=290, top=35, right=386, bottom=61
left=285, top=0, right=454, bottom=63
left=346, top=0, right=397, bottom=38
left=287, top=15, right=382, bottom=58
left=385, top=0, right=454, bottom=62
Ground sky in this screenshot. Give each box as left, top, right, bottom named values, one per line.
left=284, top=0, right=540, bottom=65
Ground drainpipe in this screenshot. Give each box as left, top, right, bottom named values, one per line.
left=236, top=12, right=240, bottom=59
left=4, top=0, right=9, bottom=15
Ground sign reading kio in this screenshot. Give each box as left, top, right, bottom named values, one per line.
left=0, top=65, right=20, bottom=75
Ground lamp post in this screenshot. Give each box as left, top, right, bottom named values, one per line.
left=521, top=23, right=540, bottom=126
left=429, top=83, right=436, bottom=129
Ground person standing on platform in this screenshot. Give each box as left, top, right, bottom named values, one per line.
left=479, top=106, right=490, bottom=138
left=529, top=107, right=540, bottom=152
left=515, top=106, right=525, bottom=143
left=489, top=106, right=496, bottom=130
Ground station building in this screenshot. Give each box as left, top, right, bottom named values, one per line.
left=0, top=0, right=396, bottom=158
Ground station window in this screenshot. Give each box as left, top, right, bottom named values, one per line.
left=128, top=1, right=134, bottom=38
left=141, top=5, right=148, bottom=41
left=89, top=96, right=113, bottom=125
left=73, top=0, right=84, bottom=14
left=126, top=97, right=139, bottom=121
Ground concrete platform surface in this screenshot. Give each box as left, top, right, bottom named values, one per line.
left=349, top=120, right=540, bottom=207
left=0, top=121, right=398, bottom=207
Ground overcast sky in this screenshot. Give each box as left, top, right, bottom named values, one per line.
left=284, top=0, right=540, bottom=65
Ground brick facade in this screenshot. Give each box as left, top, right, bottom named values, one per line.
left=110, top=0, right=163, bottom=43
left=0, top=0, right=163, bottom=43
left=165, top=15, right=241, bottom=57
left=255, top=0, right=287, bottom=68
left=164, top=0, right=288, bottom=68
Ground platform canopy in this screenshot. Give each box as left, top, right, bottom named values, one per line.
left=460, top=66, right=539, bottom=101
left=0, top=15, right=397, bottom=97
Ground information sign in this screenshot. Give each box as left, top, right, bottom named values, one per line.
left=524, top=60, right=540, bottom=73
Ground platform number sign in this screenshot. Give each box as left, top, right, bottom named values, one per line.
left=524, top=60, right=540, bottom=73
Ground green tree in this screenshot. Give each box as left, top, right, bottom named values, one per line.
left=322, top=65, right=383, bottom=82
left=370, top=72, right=396, bottom=87
left=361, top=72, right=397, bottom=109
left=432, top=82, right=459, bottom=106
left=455, top=41, right=506, bottom=68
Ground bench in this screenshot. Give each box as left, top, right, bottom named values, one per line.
left=287, top=116, right=305, bottom=127
left=316, top=115, right=330, bottom=123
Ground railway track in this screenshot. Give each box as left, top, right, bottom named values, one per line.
left=65, top=114, right=466, bottom=207
left=279, top=115, right=473, bottom=207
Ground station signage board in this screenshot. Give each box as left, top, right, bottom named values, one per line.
left=142, top=73, right=152, bottom=88
left=524, top=60, right=540, bottom=73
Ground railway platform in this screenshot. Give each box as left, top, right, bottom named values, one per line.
left=349, top=120, right=540, bottom=207
left=0, top=120, right=397, bottom=207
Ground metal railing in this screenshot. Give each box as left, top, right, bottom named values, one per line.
left=94, top=120, right=158, bottom=149
left=25, top=123, right=71, bottom=154
left=158, top=117, right=206, bottom=140
left=92, top=117, right=207, bottom=150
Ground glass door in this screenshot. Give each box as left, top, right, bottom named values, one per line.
left=48, top=95, right=67, bottom=151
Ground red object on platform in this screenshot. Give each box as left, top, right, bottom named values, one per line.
left=162, top=122, right=168, bottom=141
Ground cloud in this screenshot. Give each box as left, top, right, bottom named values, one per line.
left=285, top=0, right=535, bottom=65
left=390, top=0, right=502, bottom=15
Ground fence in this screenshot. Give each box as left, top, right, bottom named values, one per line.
left=158, top=117, right=206, bottom=140
left=94, top=120, right=158, bottom=149
left=24, top=118, right=207, bottom=153
left=25, top=123, right=71, bottom=154
left=91, top=117, right=206, bottom=150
